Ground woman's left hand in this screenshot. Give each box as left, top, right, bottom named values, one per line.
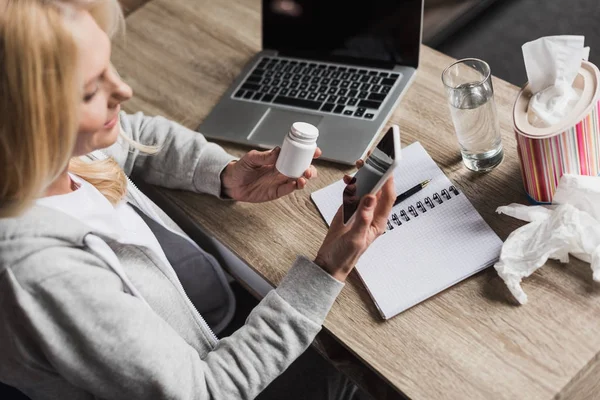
left=220, top=146, right=322, bottom=202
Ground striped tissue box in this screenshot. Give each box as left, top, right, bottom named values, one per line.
left=513, top=60, right=600, bottom=204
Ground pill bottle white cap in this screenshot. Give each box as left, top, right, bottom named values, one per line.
left=275, top=122, right=319, bottom=178
left=289, top=122, right=319, bottom=144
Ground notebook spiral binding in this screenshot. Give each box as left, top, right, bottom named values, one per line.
left=385, top=185, right=461, bottom=231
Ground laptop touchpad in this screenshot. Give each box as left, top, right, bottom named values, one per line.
left=248, top=108, right=323, bottom=147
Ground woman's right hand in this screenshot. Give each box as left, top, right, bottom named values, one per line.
left=314, top=175, right=396, bottom=282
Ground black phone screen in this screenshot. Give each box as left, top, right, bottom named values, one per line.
left=343, top=127, right=396, bottom=223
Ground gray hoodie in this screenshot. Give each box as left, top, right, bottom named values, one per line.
left=0, top=112, right=344, bottom=400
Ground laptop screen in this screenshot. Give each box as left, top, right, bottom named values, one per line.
left=262, top=0, right=423, bottom=69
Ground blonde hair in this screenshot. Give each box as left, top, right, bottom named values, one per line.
left=0, top=0, right=152, bottom=217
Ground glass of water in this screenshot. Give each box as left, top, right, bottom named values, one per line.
left=442, top=58, right=503, bottom=172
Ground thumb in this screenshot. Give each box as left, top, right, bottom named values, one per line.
left=244, top=147, right=280, bottom=167
left=351, top=194, right=376, bottom=238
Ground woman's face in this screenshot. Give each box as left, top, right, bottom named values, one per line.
left=72, top=11, right=132, bottom=157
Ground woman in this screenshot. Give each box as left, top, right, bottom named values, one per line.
left=0, top=1, right=395, bottom=399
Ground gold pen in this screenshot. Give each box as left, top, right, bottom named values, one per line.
left=393, top=179, right=431, bottom=206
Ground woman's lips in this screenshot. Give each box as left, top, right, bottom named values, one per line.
left=104, top=105, right=120, bottom=129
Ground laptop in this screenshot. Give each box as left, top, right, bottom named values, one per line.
left=198, top=0, right=423, bottom=165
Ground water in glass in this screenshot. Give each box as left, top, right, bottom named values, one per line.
left=448, top=82, right=503, bottom=171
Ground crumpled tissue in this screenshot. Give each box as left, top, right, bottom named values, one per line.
left=523, top=35, right=590, bottom=128
left=493, top=174, right=600, bottom=304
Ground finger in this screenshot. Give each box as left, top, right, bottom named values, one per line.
left=343, top=183, right=357, bottom=197
left=355, top=149, right=372, bottom=169
left=371, top=177, right=396, bottom=232
left=245, top=147, right=280, bottom=167
left=343, top=175, right=356, bottom=185
left=351, top=194, right=377, bottom=238
left=276, top=180, right=298, bottom=198
left=303, top=166, right=318, bottom=180
left=296, top=177, right=307, bottom=189
left=329, top=205, right=348, bottom=232
left=313, top=147, right=323, bottom=159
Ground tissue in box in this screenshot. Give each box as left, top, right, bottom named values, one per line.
left=513, top=60, right=600, bottom=203
left=523, top=35, right=590, bottom=127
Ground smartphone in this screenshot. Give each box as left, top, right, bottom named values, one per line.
left=342, top=124, right=401, bottom=224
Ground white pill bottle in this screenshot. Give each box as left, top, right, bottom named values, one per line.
left=275, top=122, right=319, bottom=178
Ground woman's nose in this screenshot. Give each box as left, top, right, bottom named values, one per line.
left=108, top=67, right=133, bottom=107
left=111, top=81, right=132, bottom=104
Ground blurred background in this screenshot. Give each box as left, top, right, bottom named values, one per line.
left=426, top=0, right=600, bottom=87
left=120, top=0, right=600, bottom=88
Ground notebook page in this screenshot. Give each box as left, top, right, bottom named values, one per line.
left=310, top=142, right=503, bottom=319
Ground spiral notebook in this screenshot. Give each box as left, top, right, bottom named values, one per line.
left=310, top=142, right=503, bottom=319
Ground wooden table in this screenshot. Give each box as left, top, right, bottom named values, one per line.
left=112, top=1, right=600, bottom=399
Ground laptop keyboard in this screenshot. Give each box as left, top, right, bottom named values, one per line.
left=232, top=57, right=401, bottom=120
